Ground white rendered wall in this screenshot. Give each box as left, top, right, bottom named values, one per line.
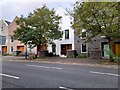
left=47, top=7, right=75, bottom=56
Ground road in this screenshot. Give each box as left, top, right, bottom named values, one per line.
left=1, top=56, right=119, bottom=89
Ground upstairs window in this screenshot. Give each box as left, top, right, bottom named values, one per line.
left=65, top=29, right=69, bottom=39
left=81, top=29, right=87, bottom=39
left=59, top=18, right=62, bottom=24
left=81, top=32, right=86, bottom=39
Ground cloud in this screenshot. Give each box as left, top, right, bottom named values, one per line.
left=0, top=0, right=76, bottom=21
left=0, top=0, right=76, bottom=3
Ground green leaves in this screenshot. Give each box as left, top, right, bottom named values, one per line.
left=13, top=6, right=62, bottom=48
left=72, top=2, right=119, bottom=42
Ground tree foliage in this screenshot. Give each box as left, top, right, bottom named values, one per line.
left=13, top=6, right=62, bottom=48
left=72, top=2, right=120, bottom=61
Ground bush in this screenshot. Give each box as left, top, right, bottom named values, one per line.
left=104, top=49, right=120, bottom=63
left=76, top=53, right=87, bottom=58
left=48, top=52, right=53, bottom=57
left=3, top=53, right=9, bottom=56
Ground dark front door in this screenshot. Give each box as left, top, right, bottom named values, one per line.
left=61, top=44, right=66, bottom=55
left=61, top=44, right=72, bottom=55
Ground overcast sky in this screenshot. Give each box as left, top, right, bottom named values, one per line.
left=0, top=0, right=81, bottom=22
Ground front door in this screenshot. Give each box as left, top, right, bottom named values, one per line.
left=115, top=44, right=120, bottom=56
left=61, top=44, right=72, bottom=55
left=102, top=43, right=110, bottom=58
left=2, top=46, right=7, bottom=55
left=61, top=45, right=66, bottom=55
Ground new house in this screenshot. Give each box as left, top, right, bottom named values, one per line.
left=0, top=17, right=37, bottom=55
left=47, top=7, right=75, bottom=57
left=0, top=19, right=10, bottom=55
left=75, top=30, right=120, bottom=59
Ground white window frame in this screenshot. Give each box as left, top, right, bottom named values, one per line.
left=81, top=43, right=88, bottom=53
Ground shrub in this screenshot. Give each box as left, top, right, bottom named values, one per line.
left=104, top=49, right=120, bottom=63
left=76, top=53, right=87, bottom=58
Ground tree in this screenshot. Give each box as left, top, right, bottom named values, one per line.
left=72, top=2, right=120, bottom=62
left=13, top=6, right=62, bottom=58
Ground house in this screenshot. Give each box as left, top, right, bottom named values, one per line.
left=75, top=30, right=120, bottom=59
left=47, top=7, right=75, bottom=57
left=7, top=16, right=37, bottom=55
left=0, top=19, right=10, bottom=55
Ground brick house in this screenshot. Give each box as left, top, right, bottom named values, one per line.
left=75, top=31, right=120, bottom=59
left=0, top=19, right=10, bottom=55
left=7, top=16, right=37, bottom=55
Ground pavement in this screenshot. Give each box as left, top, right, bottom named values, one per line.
left=2, top=56, right=119, bottom=69
left=1, top=57, right=119, bottom=88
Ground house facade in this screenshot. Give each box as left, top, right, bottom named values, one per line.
left=75, top=32, right=120, bottom=59
left=0, top=17, right=37, bottom=54
left=47, top=7, right=75, bottom=57
left=0, top=20, right=10, bottom=55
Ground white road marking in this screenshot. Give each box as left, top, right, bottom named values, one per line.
left=0, top=73, right=20, bottom=79
left=90, top=71, right=120, bottom=77
left=26, top=64, right=63, bottom=70
left=59, top=86, right=74, bottom=90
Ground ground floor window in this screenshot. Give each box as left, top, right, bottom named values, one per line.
left=81, top=43, right=87, bottom=53
left=52, top=44, right=56, bottom=53
left=11, top=46, right=13, bottom=52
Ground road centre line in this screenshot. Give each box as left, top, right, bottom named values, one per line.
left=90, top=71, right=120, bottom=77
left=59, top=86, right=74, bottom=90
left=0, top=73, right=20, bottom=79
left=26, top=64, right=63, bottom=70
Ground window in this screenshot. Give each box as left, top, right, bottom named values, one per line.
left=81, top=32, right=86, bottom=39
left=52, top=44, right=56, bottom=53
left=81, top=43, right=87, bottom=53
left=11, top=46, right=13, bottom=52
left=11, top=36, right=14, bottom=42
left=29, top=45, right=32, bottom=52
left=59, top=18, right=62, bottom=23
left=1, top=36, right=6, bottom=45
left=65, top=29, right=69, bottom=39
left=30, top=48, right=32, bottom=52
left=81, top=29, right=86, bottom=39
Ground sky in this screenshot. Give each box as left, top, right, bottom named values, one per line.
left=0, top=0, right=81, bottom=22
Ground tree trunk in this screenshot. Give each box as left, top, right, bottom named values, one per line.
left=109, top=41, right=114, bottom=62
left=37, top=44, right=41, bottom=57
left=25, top=44, right=28, bottom=59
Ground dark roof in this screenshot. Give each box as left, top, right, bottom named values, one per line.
left=5, top=20, right=11, bottom=25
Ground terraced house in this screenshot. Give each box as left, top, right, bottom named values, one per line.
left=75, top=31, right=120, bottom=59
left=0, top=19, right=10, bottom=55
left=0, top=17, right=37, bottom=55
left=1, top=7, right=119, bottom=59
left=47, top=7, right=75, bottom=57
